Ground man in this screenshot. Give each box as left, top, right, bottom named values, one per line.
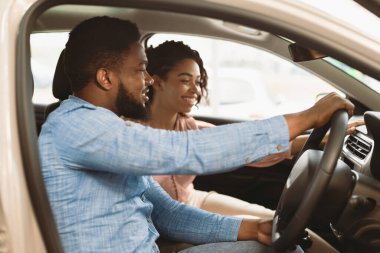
left=38, top=16, right=353, bottom=253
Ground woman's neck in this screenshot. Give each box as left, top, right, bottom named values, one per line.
left=149, top=99, right=178, bottom=130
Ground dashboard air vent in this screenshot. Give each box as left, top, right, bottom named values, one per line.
left=345, top=135, right=371, bottom=160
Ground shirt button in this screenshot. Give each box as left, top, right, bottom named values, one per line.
left=277, top=145, right=283, bottom=151
left=126, top=122, right=132, bottom=126
left=245, top=158, right=251, bottom=164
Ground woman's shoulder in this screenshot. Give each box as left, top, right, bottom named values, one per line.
left=176, top=113, right=215, bottom=130
left=194, top=119, right=214, bottom=129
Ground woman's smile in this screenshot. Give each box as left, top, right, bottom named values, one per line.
left=181, top=95, right=198, bottom=106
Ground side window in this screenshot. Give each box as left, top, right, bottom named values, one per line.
left=147, top=34, right=341, bottom=120
left=31, top=32, right=68, bottom=104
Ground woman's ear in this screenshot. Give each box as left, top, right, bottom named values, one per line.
left=95, top=68, right=112, bottom=91
left=151, top=75, right=164, bottom=90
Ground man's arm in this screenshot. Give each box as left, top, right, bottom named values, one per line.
left=55, top=106, right=290, bottom=175
left=147, top=178, right=275, bottom=246
left=146, top=178, right=242, bottom=244
left=53, top=93, right=353, bottom=176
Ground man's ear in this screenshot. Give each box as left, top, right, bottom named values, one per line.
left=95, top=68, right=113, bottom=90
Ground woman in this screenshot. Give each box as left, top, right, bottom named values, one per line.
left=144, top=40, right=294, bottom=219
left=144, top=40, right=361, bottom=219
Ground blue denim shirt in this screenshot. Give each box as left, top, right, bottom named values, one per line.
left=38, top=95, right=289, bottom=253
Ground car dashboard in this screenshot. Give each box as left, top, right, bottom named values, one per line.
left=330, top=112, right=380, bottom=251
left=341, top=124, right=373, bottom=176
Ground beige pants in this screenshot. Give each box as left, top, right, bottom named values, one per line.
left=186, top=189, right=275, bottom=219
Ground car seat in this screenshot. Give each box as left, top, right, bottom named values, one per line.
left=44, top=49, right=72, bottom=119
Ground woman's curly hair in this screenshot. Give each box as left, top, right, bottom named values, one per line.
left=145, top=40, right=208, bottom=105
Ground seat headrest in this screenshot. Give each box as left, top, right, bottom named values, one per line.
left=52, top=49, right=72, bottom=100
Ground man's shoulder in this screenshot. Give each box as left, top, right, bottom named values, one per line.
left=42, top=96, right=119, bottom=134
left=60, top=96, right=97, bottom=113
left=51, top=96, right=113, bottom=120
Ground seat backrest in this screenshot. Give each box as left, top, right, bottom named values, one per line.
left=44, top=49, right=72, bottom=119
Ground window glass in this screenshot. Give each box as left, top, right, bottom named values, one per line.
left=31, top=32, right=68, bottom=104
left=147, top=34, right=341, bottom=120
left=31, top=32, right=343, bottom=116
left=324, top=57, right=380, bottom=94
left=299, top=0, right=380, bottom=94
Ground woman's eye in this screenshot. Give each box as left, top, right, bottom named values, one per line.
left=180, top=79, right=190, bottom=84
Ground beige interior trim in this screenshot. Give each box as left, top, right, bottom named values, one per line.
left=0, top=200, right=10, bottom=253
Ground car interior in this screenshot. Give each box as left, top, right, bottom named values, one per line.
left=16, top=1, right=380, bottom=252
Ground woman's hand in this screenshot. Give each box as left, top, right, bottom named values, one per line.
left=321, top=119, right=365, bottom=146
left=290, top=119, right=364, bottom=155
left=347, top=120, right=365, bottom=135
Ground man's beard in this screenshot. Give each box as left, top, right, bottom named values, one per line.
left=115, top=82, right=149, bottom=121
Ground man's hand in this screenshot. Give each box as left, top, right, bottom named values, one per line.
left=237, top=218, right=273, bottom=245
left=308, top=92, right=354, bottom=128
left=284, top=92, right=354, bottom=140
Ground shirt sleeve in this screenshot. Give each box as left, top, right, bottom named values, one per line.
left=145, top=177, right=242, bottom=244
left=52, top=106, right=290, bottom=175
left=194, top=117, right=293, bottom=167
left=248, top=141, right=293, bottom=167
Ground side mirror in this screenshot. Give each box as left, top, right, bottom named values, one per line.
left=288, top=43, right=327, bottom=62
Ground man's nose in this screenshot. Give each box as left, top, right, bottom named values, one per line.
left=145, top=71, right=154, bottom=86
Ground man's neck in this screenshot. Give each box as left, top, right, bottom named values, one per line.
left=74, top=84, right=118, bottom=115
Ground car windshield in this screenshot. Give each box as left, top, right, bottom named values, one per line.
left=298, top=0, right=380, bottom=93
left=324, top=57, right=380, bottom=94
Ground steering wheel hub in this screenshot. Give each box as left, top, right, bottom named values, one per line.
left=272, top=110, right=349, bottom=251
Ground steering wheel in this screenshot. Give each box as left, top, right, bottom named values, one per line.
left=272, top=110, right=348, bottom=251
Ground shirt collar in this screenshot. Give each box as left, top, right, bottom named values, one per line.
left=67, top=95, right=97, bottom=110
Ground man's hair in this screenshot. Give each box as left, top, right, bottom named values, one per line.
left=145, top=40, right=208, bottom=105
left=64, top=16, right=141, bottom=92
